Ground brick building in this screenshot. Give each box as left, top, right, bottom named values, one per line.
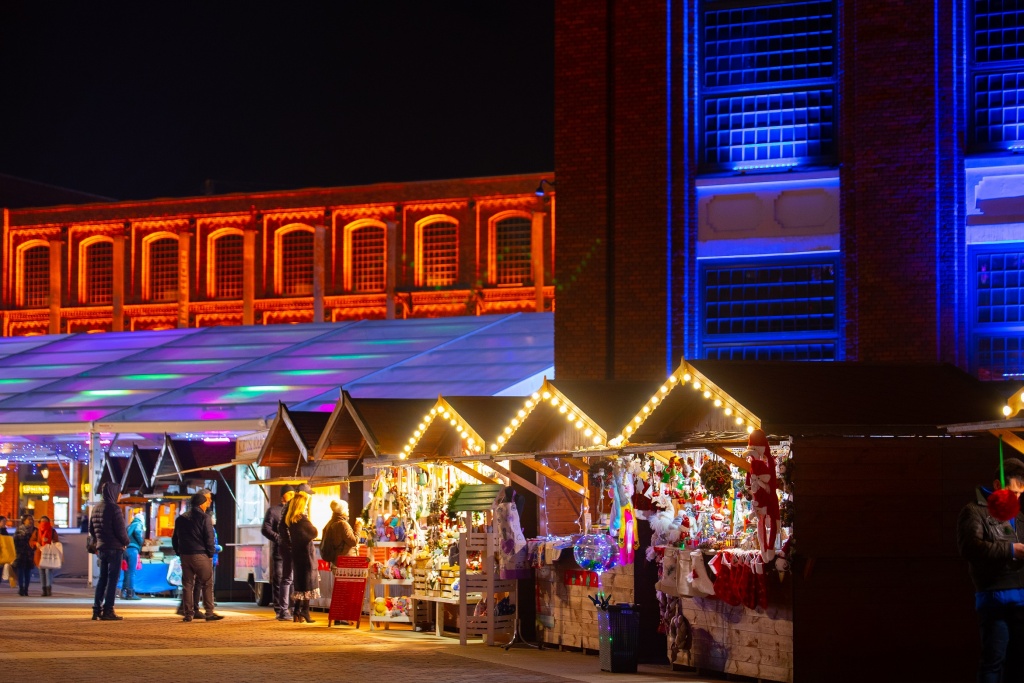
left=0, top=174, right=554, bottom=335
left=553, top=0, right=1024, bottom=382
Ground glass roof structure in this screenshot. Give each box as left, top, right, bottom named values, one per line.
left=0, top=313, right=553, bottom=458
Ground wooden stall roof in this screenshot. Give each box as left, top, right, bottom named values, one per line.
left=941, top=385, right=1024, bottom=457
left=687, top=360, right=1008, bottom=436
left=121, top=445, right=159, bottom=493
left=405, top=395, right=525, bottom=460
left=99, top=454, right=126, bottom=489
left=344, top=395, right=437, bottom=458
left=448, top=484, right=504, bottom=512
left=151, top=436, right=237, bottom=482
left=496, top=378, right=613, bottom=455
left=255, top=402, right=331, bottom=470
left=310, top=393, right=371, bottom=462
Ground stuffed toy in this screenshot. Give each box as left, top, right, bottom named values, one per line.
left=372, top=596, right=388, bottom=617
left=744, top=429, right=780, bottom=561
left=392, top=595, right=410, bottom=617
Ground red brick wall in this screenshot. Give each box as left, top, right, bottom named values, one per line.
left=838, top=0, right=964, bottom=364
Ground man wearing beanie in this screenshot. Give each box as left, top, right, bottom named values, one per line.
left=957, top=456, right=1024, bottom=682
left=172, top=491, right=223, bottom=622
left=262, top=484, right=295, bottom=621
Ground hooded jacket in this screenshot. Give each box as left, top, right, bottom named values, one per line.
left=90, top=483, right=130, bottom=552
left=172, top=505, right=216, bottom=558
left=127, top=513, right=146, bottom=551
left=319, top=511, right=357, bottom=564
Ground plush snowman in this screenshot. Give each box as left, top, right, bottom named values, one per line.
left=744, top=429, right=780, bottom=561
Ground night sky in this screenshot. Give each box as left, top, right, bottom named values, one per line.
left=0, top=3, right=554, bottom=201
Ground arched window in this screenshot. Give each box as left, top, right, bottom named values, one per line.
left=211, top=230, right=244, bottom=299
left=345, top=221, right=386, bottom=292
left=277, top=226, right=314, bottom=296
left=18, top=242, right=49, bottom=308
left=81, top=238, right=113, bottom=305
left=416, top=217, right=458, bottom=287
left=144, top=234, right=178, bottom=302
left=493, top=215, right=533, bottom=286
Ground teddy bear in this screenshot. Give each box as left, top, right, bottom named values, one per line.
left=744, top=428, right=780, bottom=561
left=372, top=596, right=388, bottom=617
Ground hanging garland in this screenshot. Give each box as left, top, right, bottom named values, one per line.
left=699, top=458, right=732, bottom=499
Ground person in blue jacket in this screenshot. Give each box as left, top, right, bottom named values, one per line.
left=122, top=512, right=146, bottom=600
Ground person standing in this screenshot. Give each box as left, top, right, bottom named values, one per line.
left=957, top=457, right=1024, bottom=683
left=172, top=491, right=223, bottom=622
left=285, top=485, right=319, bottom=623
left=13, top=515, right=35, bottom=596
left=30, top=515, right=60, bottom=596
left=90, top=482, right=129, bottom=620
left=122, top=512, right=145, bottom=600
left=320, top=499, right=357, bottom=626
left=0, top=515, right=11, bottom=589
left=261, top=484, right=295, bottom=621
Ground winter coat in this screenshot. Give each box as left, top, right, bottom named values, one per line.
left=127, top=516, right=145, bottom=551
left=261, top=503, right=290, bottom=559
left=172, top=506, right=216, bottom=558
left=13, top=523, right=34, bottom=565
left=319, top=512, right=357, bottom=564
left=956, top=486, right=1024, bottom=593
left=288, top=515, right=319, bottom=593
left=90, top=482, right=130, bottom=552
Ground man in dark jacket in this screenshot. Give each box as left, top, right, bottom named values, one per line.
left=172, top=491, right=223, bottom=622
left=90, top=482, right=130, bottom=620
left=261, top=485, right=295, bottom=621
left=957, top=457, right=1024, bottom=683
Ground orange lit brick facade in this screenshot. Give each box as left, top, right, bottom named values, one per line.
left=1, top=174, right=554, bottom=335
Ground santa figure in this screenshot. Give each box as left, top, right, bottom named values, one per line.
left=744, top=429, right=780, bottom=561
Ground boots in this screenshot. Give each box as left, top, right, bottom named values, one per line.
left=301, top=599, right=316, bottom=624
left=92, top=606, right=101, bottom=620
left=293, top=601, right=301, bottom=622
left=42, top=586, right=51, bottom=596
left=99, top=610, right=124, bottom=621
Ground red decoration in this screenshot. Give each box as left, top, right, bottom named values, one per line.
left=987, top=488, right=1021, bottom=522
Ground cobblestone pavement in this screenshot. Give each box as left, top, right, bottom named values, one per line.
left=0, top=581, right=705, bottom=683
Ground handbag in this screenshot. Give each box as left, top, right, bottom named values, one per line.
left=86, top=534, right=97, bottom=554
left=39, top=542, right=63, bottom=570
left=0, top=536, right=14, bottom=565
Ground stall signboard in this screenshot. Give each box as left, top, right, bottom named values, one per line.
left=21, top=483, right=49, bottom=495
left=233, top=543, right=269, bottom=583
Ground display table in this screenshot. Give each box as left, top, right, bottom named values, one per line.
left=412, top=593, right=482, bottom=637
left=116, top=562, right=176, bottom=595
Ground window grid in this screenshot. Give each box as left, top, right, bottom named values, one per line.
left=974, top=1, right=1024, bottom=63
left=703, top=1, right=835, bottom=88
left=214, top=234, right=244, bottom=299
left=86, top=241, right=113, bottom=305
left=704, top=344, right=835, bottom=361
left=422, top=222, right=458, bottom=287
left=351, top=226, right=386, bottom=292
left=281, top=230, right=314, bottom=296
left=976, top=251, right=1024, bottom=324
left=22, top=245, right=49, bottom=308
left=703, top=89, right=834, bottom=164
left=976, top=335, right=1024, bottom=380
left=703, top=262, right=837, bottom=335
left=973, top=71, right=1024, bottom=145
left=495, top=217, right=533, bottom=285
left=148, top=237, right=178, bottom=302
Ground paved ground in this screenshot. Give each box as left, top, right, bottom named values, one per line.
left=0, top=579, right=718, bottom=683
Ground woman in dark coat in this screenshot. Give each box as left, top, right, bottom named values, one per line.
left=285, top=486, right=319, bottom=623
left=13, top=515, right=35, bottom=596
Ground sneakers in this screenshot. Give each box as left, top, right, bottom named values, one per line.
left=276, top=613, right=292, bottom=621
left=205, top=613, right=225, bottom=621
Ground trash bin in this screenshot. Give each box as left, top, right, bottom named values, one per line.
left=597, top=603, right=641, bottom=673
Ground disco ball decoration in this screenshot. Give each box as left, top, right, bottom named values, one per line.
left=573, top=533, right=618, bottom=574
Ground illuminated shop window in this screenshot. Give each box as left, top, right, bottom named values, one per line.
left=700, top=257, right=838, bottom=360
left=280, top=228, right=314, bottom=296
left=972, top=247, right=1024, bottom=379
left=700, top=0, right=836, bottom=170
left=418, top=220, right=458, bottom=287
left=84, top=240, right=113, bottom=305
left=495, top=216, right=532, bottom=286
left=21, top=244, right=49, bottom=308
left=147, top=237, right=178, bottom=302
left=349, top=224, right=386, bottom=292
left=213, top=233, right=243, bottom=299
left=971, top=2, right=1024, bottom=149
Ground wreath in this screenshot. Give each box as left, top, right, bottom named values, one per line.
left=445, top=483, right=467, bottom=524
left=699, top=458, right=732, bottom=499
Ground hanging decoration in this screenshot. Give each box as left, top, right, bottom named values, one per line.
left=699, top=458, right=732, bottom=499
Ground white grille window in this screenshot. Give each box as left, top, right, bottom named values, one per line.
left=351, top=225, right=385, bottom=292
left=85, top=241, right=113, bottom=305
left=22, top=245, right=49, bottom=307
left=281, top=229, right=314, bottom=296
left=495, top=217, right=532, bottom=285
left=148, top=237, right=178, bottom=302
left=421, top=221, right=458, bottom=287
left=214, top=233, right=243, bottom=299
